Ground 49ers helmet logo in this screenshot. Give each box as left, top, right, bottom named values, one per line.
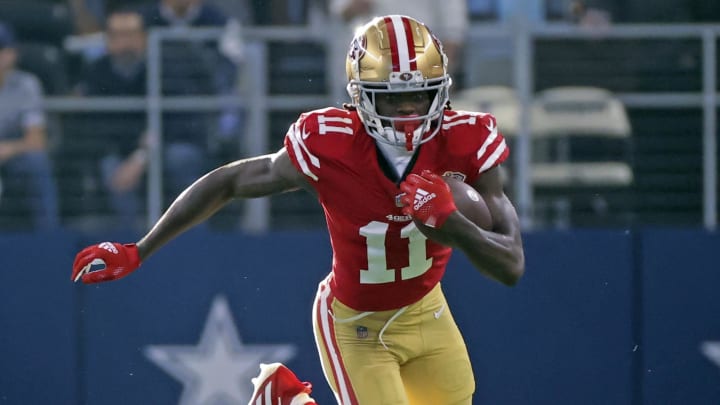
left=348, top=35, right=367, bottom=62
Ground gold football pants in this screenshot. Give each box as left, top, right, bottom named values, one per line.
left=313, top=280, right=474, bottom=405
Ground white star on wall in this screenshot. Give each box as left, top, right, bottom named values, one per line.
left=700, top=341, right=720, bottom=369
left=145, top=295, right=297, bottom=405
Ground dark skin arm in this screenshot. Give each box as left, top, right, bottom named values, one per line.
left=437, top=166, right=525, bottom=286
left=136, top=148, right=307, bottom=261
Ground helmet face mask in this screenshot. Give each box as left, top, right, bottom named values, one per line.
left=346, top=15, right=452, bottom=151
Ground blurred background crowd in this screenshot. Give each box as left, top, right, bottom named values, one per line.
left=0, top=0, right=718, bottom=232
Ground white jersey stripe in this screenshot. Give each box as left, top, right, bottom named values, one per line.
left=479, top=139, right=507, bottom=172
left=390, top=15, right=411, bottom=72
left=442, top=117, right=477, bottom=130
left=287, top=124, right=319, bottom=181
left=264, top=382, right=272, bottom=405
left=476, top=124, right=499, bottom=160
left=318, top=281, right=353, bottom=405
left=312, top=282, right=341, bottom=404
left=445, top=111, right=482, bottom=122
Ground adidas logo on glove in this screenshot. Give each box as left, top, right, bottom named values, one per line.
left=413, top=188, right=437, bottom=211
left=98, top=242, right=118, bottom=254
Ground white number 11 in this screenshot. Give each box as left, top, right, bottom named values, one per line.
left=359, top=221, right=433, bottom=284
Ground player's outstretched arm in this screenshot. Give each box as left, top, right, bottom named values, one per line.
left=136, top=149, right=303, bottom=260
left=71, top=148, right=304, bottom=284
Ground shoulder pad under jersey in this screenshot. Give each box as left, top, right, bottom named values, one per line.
left=284, top=107, right=361, bottom=181
left=441, top=110, right=509, bottom=174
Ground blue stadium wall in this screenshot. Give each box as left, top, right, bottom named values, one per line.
left=0, top=229, right=718, bottom=405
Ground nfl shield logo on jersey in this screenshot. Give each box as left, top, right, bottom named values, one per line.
left=356, top=326, right=369, bottom=339
left=395, top=193, right=406, bottom=207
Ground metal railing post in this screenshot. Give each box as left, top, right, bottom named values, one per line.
left=146, top=30, right=164, bottom=228
left=514, top=25, right=534, bottom=229
left=702, top=29, right=717, bottom=230
left=241, top=41, right=271, bottom=232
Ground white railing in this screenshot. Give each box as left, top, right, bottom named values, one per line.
left=44, top=24, right=718, bottom=231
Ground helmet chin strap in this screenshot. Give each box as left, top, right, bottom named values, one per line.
left=403, top=124, right=416, bottom=151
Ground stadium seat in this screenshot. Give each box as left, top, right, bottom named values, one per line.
left=452, top=85, right=521, bottom=136
left=529, top=86, right=634, bottom=227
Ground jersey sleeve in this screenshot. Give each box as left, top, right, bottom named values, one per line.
left=444, top=111, right=509, bottom=178
left=473, top=113, right=509, bottom=173
left=283, top=107, right=359, bottom=181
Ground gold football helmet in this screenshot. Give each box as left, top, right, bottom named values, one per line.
left=346, top=15, right=452, bottom=150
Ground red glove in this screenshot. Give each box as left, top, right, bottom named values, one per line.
left=399, top=170, right=457, bottom=228
left=71, top=242, right=141, bottom=284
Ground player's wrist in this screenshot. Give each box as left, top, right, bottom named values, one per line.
left=122, top=243, right=142, bottom=268
left=433, top=205, right=458, bottom=228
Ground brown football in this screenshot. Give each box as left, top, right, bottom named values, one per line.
left=414, top=176, right=493, bottom=245
left=444, top=176, right=493, bottom=230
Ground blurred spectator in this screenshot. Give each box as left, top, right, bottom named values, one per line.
left=139, top=0, right=247, bottom=189
left=546, top=0, right=614, bottom=27
left=75, top=10, right=209, bottom=229
left=136, top=0, right=248, bottom=226
left=139, top=0, right=227, bottom=27
left=74, top=10, right=148, bottom=229
left=571, top=1, right=612, bottom=28
left=138, top=0, right=243, bottom=96
left=140, top=0, right=244, bottom=140
left=462, top=0, right=545, bottom=88
left=138, top=0, right=246, bottom=162
left=69, top=0, right=106, bottom=35
left=250, top=0, right=308, bottom=25
left=326, top=0, right=468, bottom=102
left=68, top=0, right=152, bottom=35
left=210, top=0, right=253, bottom=24
left=0, top=22, right=59, bottom=230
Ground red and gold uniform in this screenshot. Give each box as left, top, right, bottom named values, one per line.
left=284, top=107, right=508, bottom=404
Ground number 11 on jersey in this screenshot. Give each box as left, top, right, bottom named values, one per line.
left=359, top=221, right=433, bottom=284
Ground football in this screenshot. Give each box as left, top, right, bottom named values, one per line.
left=414, top=176, right=493, bottom=245
left=444, top=176, right=493, bottom=231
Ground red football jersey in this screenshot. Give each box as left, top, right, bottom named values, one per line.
left=284, top=107, right=509, bottom=311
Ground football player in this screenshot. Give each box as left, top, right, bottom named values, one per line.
left=72, top=15, right=525, bottom=405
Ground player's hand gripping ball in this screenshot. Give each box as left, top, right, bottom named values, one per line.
left=399, top=170, right=458, bottom=228
left=71, top=242, right=141, bottom=284
left=400, top=171, right=492, bottom=245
